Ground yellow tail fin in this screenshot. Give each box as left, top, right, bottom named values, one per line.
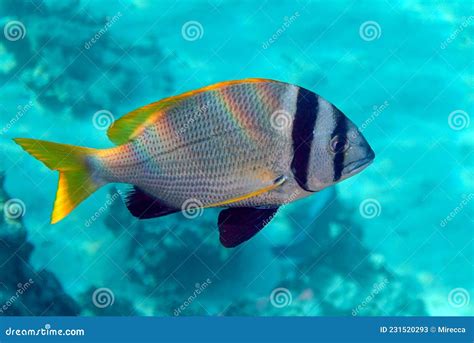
left=13, top=138, right=100, bottom=224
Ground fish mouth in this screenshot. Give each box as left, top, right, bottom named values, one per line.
left=343, top=155, right=374, bottom=175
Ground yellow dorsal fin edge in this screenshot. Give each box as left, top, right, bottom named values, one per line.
left=107, top=78, right=275, bottom=145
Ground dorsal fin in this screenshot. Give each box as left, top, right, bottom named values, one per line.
left=106, top=78, right=275, bottom=145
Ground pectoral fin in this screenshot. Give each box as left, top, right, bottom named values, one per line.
left=125, top=187, right=179, bottom=219
left=205, top=175, right=287, bottom=208
left=218, top=207, right=279, bottom=248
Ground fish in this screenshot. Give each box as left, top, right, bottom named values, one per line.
left=14, top=78, right=375, bottom=248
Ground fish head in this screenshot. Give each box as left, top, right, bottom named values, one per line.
left=302, top=97, right=375, bottom=191
left=337, top=117, right=375, bottom=180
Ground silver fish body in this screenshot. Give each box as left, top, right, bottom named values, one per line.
left=15, top=78, right=375, bottom=246
left=96, top=81, right=304, bottom=208
left=93, top=80, right=374, bottom=210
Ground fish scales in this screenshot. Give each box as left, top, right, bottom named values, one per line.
left=97, top=81, right=300, bottom=207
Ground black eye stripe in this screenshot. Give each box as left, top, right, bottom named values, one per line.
left=331, top=106, right=347, bottom=181
left=290, top=88, right=318, bottom=192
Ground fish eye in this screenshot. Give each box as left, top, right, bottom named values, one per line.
left=330, top=135, right=349, bottom=154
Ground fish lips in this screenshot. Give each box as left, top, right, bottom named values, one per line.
left=343, top=151, right=375, bottom=175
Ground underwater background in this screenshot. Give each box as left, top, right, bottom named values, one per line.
left=0, top=0, right=472, bottom=316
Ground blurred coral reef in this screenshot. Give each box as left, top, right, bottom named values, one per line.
left=0, top=173, right=79, bottom=315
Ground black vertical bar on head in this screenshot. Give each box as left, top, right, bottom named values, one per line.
left=331, top=106, right=347, bottom=182
left=290, top=88, right=318, bottom=192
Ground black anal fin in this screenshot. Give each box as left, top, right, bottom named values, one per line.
left=125, top=187, right=178, bottom=219
left=217, top=207, right=279, bottom=248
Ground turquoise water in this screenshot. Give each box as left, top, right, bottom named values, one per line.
left=0, top=0, right=472, bottom=316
